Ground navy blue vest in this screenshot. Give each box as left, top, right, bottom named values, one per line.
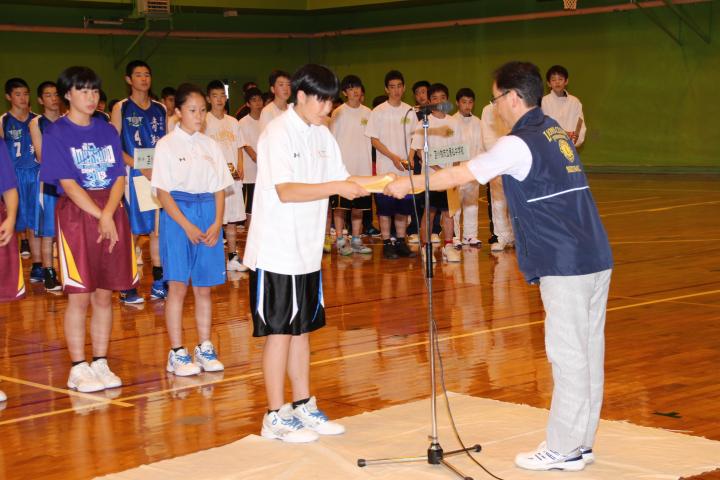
left=502, top=108, right=612, bottom=284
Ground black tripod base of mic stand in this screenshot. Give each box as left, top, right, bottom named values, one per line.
left=357, top=441, right=482, bottom=480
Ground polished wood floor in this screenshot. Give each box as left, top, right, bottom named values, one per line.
left=0, top=174, right=718, bottom=479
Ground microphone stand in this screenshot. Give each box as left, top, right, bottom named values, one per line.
left=357, top=110, right=481, bottom=479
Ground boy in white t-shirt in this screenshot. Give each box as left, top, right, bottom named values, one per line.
left=204, top=80, right=247, bottom=272
left=451, top=87, right=483, bottom=248
left=329, top=75, right=373, bottom=255
left=364, top=70, right=416, bottom=260
left=238, top=87, right=263, bottom=231
left=408, top=83, right=464, bottom=263
left=259, top=70, right=291, bottom=132
left=244, top=64, right=384, bottom=444
left=541, top=65, right=586, bottom=147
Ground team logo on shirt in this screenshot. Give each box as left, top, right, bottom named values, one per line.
left=360, top=118, right=368, bottom=126
left=558, top=138, right=575, bottom=163
left=7, top=128, right=22, bottom=141
left=401, top=117, right=411, bottom=125
left=126, top=114, right=143, bottom=128
left=70, top=143, right=116, bottom=189
left=293, top=152, right=300, bottom=158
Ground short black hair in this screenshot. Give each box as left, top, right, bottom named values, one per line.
left=5, top=77, right=29, bottom=95
left=174, top=83, right=205, bottom=109
left=412, top=80, right=431, bottom=93
left=36, top=81, right=57, bottom=98
left=456, top=87, right=475, bottom=102
left=428, top=83, right=449, bottom=99
left=161, top=86, right=176, bottom=98
left=107, top=99, right=120, bottom=112
left=291, top=64, right=339, bottom=101
left=125, top=60, right=152, bottom=77
left=372, top=95, right=388, bottom=108
left=262, top=91, right=273, bottom=104
left=546, top=65, right=569, bottom=82
left=99, top=89, right=107, bottom=102
left=244, top=87, right=263, bottom=104
left=242, top=81, right=257, bottom=92
left=494, top=61, right=543, bottom=108
left=384, top=70, right=404, bottom=88
left=56, top=67, right=102, bottom=100
left=340, top=74, right=363, bottom=92
left=206, top=80, right=226, bottom=94
left=268, top=69, right=291, bottom=87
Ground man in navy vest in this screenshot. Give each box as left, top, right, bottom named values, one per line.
left=385, top=61, right=613, bottom=472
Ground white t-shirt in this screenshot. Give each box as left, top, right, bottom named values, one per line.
left=541, top=91, right=587, bottom=147
left=364, top=100, right=414, bottom=175
left=410, top=114, right=464, bottom=168
left=238, top=114, right=261, bottom=183
left=330, top=103, right=372, bottom=176
left=204, top=112, right=243, bottom=168
left=452, top=112, right=483, bottom=158
left=480, top=103, right=510, bottom=151
left=243, top=105, right=350, bottom=275
left=466, top=135, right=532, bottom=185
left=258, top=101, right=288, bottom=132
left=151, top=125, right=234, bottom=194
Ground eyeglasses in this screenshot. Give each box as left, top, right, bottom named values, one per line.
left=490, top=90, right=510, bottom=105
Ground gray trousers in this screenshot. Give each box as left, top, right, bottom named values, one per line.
left=539, top=269, right=612, bottom=454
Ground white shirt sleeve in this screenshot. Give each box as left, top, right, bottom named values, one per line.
left=466, top=135, right=532, bottom=185
left=150, top=139, right=172, bottom=192
left=364, top=109, right=380, bottom=140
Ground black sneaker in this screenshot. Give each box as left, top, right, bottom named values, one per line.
left=20, top=239, right=30, bottom=258
left=366, top=227, right=381, bottom=237
left=488, top=234, right=498, bottom=244
left=383, top=242, right=399, bottom=259
left=394, top=238, right=416, bottom=258
left=44, top=267, right=62, bottom=292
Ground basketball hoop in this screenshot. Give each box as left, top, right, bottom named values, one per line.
left=563, top=0, right=577, bottom=10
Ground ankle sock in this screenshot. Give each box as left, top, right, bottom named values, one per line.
left=32, top=262, right=42, bottom=269
left=383, top=239, right=393, bottom=245
left=267, top=408, right=279, bottom=415
left=152, top=266, right=163, bottom=282
left=172, top=346, right=185, bottom=353
left=292, top=397, right=310, bottom=409
left=71, top=360, right=86, bottom=367
left=92, top=356, right=106, bottom=363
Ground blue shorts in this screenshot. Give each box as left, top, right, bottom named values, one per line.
left=15, top=166, right=39, bottom=232
left=127, top=168, right=156, bottom=235
left=374, top=193, right=415, bottom=217
left=159, top=191, right=226, bottom=287
left=34, top=182, right=58, bottom=237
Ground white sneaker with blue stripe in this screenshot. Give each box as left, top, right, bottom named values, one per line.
left=580, top=446, right=594, bottom=464
left=261, top=404, right=319, bottom=443
left=515, top=441, right=585, bottom=471
left=194, top=341, right=224, bottom=372
left=292, top=396, right=345, bottom=435
left=166, top=348, right=201, bottom=376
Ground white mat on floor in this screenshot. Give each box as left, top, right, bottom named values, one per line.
left=98, top=393, right=720, bottom=479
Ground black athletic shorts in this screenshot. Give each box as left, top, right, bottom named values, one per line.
left=329, top=194, right=372, bottom=211
left=249, top=269, right=326, bottom=337
left=243, top=183, right=255, bottom=214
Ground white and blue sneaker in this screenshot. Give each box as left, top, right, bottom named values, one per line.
left=120, top=289, right=144, bottom=304
left=194, top=340, right=224, bottom=372
left=292, top=396, right=345, bottom=435
left=166, top=348, right=201, bottom=377
left=515, top=442, right=585, bottom=471
left=150, top=280, right=167, bottom=300
left=580, top=446, right=594, bottom=464
left=261, top=404, right=319, bottom=443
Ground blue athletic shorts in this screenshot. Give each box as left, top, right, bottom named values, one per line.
left=34, top=182, right=58, bottom=237
left=15, top=165, right=39, bottom=232
left=159, top=191, right=226, bottom=287
left=127, top=168, right=156, bottom=235
left=374, top=192, right=415, bottom=217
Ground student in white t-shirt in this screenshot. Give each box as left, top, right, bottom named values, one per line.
left=451, top=87, right=483, bottom=248
left=244, top=64, right=385, bottom=444
left=329, top=75, right=373, bottom=256
left=408, top=83, right=464, bottom=263
left=204, top=80, right=247, bottom=272
left=541, top=65, right=586, bottom=147
left=258, top=70, right=291, bottom=132
left=238, top=87, right=263, bottom=231
left=151, top=83, right=234, bottom=377
left=364, top=70, right=416, bottom=260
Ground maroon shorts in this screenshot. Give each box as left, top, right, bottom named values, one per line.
left=0, top=203, right=25, bottom=302
left=56, top=190, right=139, bottom=294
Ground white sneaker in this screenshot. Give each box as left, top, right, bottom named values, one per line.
left=166, top=348, right=201, bottom=376
left=452, top=236, right=462, bottom=248
left=336, top=238, right=353, bottom=256
left=227, top=254, right=249, bottom=272
left=515, top=442, right=585, bottom=471
left=90, top=359, right=122, bottom=389
left=194, top=341, right=224, bottom=372
left=442, top=244, right=461, bottom=262
left=491, top=239, right=508, bottom=252
left=464, top=236, right=482, bottom=247
left=292, top=396, right=345, bottom=435
left=580, top=446, right=594, bottom=464
left=0, top=389, right=6, bottom=402
left=67, top=362, right=105, bottom=393
left=407, top=233, right=420, bottom=244
left=261, top=404, right=319, bottom=443
left=430, top=233, right=441, bottom=244
left=135, top=246, right=144, bottom=265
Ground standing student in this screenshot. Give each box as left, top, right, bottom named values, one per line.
left=204, top=80, right=247, bottom=272
left=161, top=87, right=179, bottom=131
left=407, top=83, right=464, bottom=263
left=111, top=60, right=167, bottom=304
left=386, top=61, right=612, bottom=472
left=238, top=87, right=263, bottom=232
left=234, top=81, right=258, bottom=120
left=542, top=65, right=587, bottom=147
left=364, top=70, right=415, bottom=259
left=245, top=64, right=382, bottom=443
left=452, top=87, right=483, bottom=247
left=1, top=78, right=40, bottom=268
left=152, top=83, right=234, bottom=377
left=329, top=75, right=373, bottom=255
left=28, top=81, right=63, bottom=292
left=258, top=70, right=291, bottom=132
left=40, top=66, right=138, bottom=393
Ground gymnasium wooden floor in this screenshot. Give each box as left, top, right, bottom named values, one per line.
left=0, top=173, right=718, bottom=479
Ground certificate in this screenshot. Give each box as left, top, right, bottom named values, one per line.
left=133, top=148, right=155, bottom=170
left=132, top=175, right=162, bottom=212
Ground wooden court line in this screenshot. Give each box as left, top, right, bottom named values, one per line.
left=0, top=375, right=133, bottom=408
left=0, top=404, right=116, bottom=426
left=3, top=288, right=720, bottom=425
left=600, top=200, right=720, bottom=217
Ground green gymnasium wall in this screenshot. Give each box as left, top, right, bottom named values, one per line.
left=0, top=2, right=717, bottom=170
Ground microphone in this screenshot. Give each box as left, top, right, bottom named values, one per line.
left=413, top=101, right=454, bottom=115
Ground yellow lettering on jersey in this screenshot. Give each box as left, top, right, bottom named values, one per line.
left=566, top=165, right=582, bottom=173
